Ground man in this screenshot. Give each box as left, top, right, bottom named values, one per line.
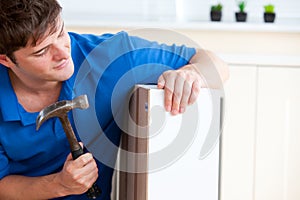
left=0, top=0, right=229, bottom=199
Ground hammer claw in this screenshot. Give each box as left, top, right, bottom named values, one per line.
left=36, top=95, right=89, bottom=130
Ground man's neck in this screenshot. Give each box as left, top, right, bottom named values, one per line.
left=9, top=70, right=62, bottom=113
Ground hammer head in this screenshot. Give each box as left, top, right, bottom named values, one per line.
left=36, top=95, right=89, bottom=131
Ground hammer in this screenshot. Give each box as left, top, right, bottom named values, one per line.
left=36, top=95, right=101, bottom=199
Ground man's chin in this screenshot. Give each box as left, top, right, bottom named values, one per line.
left=57, top=64, right=74, bottom=81
left=63, top=68, right=74, bottom=80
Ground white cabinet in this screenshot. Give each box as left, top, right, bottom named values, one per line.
left=116, top=85, right=222, bottom=200
left=221, top=65, right=257, bottom=200
left=255, top=67, right=300, bottom=200
left=112, top=65, right=300, bottom=200
left=221, top=65, right=300, bottom=200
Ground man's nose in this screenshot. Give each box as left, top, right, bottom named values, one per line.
left=52, top=43, right=69, bottom=60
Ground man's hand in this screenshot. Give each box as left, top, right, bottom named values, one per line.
left=157, top=65, right=201, bottom=115
left=56, top=151, right=98, bottom=196
left=0, top=143, right=99, bottom=199
left=157, top=49, right=229, bottom=115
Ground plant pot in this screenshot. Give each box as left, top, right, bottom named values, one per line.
left=264, top=13, right=276, bottom=23
left=210, top=11, right=222, bottom=21
left=235, top=12, right=247, bottom=22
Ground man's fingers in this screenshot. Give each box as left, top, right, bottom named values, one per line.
left=160, top=72, right=176, bottom=112
left=179, top=81, right=192, bottom=113
left=171, top=75, right=185, bottom=115
left=65, top=153, right=73, bottom=161
left=76, top=158, right=98, bottom=184
left=158, top=68, right=201, bottom=115
left=157, top=75, right=166, bottom=89
left=73, top=153, right=94, bottom=168
left=188, top=80, right=200, bottom=105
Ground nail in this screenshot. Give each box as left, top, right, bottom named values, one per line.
left=179, top=107, right=185, bottom=113
left=166, top=105, right=171, bottom=112
left=171, top=109, right=179, bottom=115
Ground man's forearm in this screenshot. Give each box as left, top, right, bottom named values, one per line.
left=0, top=174, right=66, bottom=200
left=189, top=49, right=229, bottom=88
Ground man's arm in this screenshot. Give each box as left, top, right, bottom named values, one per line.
left=0, top=152, right=98, bottom=199
left=157, top=49, right=229, bottom=115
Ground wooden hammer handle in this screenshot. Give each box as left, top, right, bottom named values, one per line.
left=59, top=115, right=101, bottom=199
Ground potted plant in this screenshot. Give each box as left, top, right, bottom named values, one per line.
left=235, top=1, right=247, bottom=22
left=210, top=3, right=223, bottom=22
left=264, top=4, right=275, bottom=23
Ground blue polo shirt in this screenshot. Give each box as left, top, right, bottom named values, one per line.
left=0, top=31, right=195, bottom=199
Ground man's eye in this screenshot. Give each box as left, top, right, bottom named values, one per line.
left=35, top=48, right=48, bottom=57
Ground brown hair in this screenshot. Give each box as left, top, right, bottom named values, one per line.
left=0, top=0, right=62, bottom=62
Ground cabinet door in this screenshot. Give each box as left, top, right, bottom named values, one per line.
left=255, top=67, right=300, bottom=200
left=147, top=87, right=221, bottom=200
left=221, top=65, right=257, bottom=200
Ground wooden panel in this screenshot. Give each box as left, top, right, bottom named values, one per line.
left=118, top=86, right=149, bottom=200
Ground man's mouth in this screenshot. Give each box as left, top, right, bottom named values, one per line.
left=54, top=58, right=70, bottom=70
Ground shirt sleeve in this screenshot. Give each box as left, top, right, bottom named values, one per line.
left=129, top=33, right=196, bottom=69
left=119, top=31, right=197, bottom=84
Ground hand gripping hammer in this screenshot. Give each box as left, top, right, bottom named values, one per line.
left=36, top=95, right=101, bottom=199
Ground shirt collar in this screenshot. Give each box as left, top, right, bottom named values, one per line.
left=0, top=65, right=21, bottom=122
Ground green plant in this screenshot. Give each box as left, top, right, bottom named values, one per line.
left=237, top=1, right=246, bottom=13
left=264, top=4, right=275, bottom=13
left=211, top=3, right=223, bottom=12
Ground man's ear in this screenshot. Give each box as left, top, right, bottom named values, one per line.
left=0, top=55, right=14, bottom=68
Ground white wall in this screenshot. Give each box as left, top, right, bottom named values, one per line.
left=58, top=0, right=300, bottom=24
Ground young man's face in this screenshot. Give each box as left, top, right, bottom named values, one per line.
left=6, top=18, right=74, bottom=83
